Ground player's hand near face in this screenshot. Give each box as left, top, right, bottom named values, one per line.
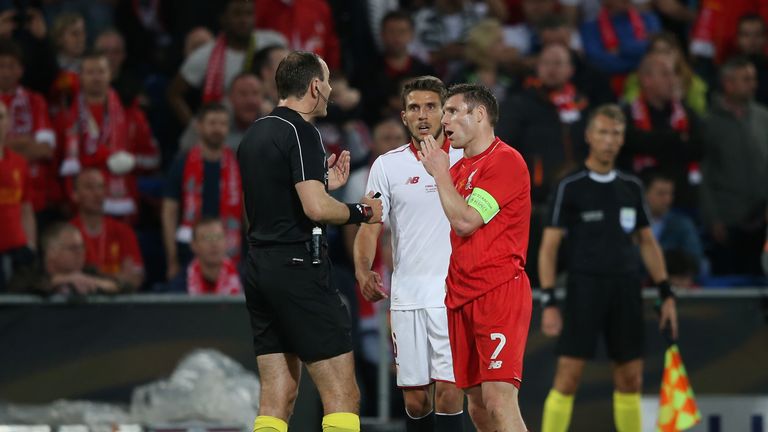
left=419, top=135, right=450, bottom=178
left=327, top=150, right=350, bottom=191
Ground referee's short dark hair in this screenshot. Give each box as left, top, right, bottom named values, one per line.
left=446, top=83, right=499, bottom=127
left=401, top=76, right=446, bottom=108
left=586, top=104, right=626, bottom=129
left=275, top=51, right=324, bottom=100
left=197, top=102, right=229, bottom=120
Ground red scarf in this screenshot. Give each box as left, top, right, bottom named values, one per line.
left=5, top=87, right=33, bottom=135
left=598, top=7, right=647, bottom=53
left=203, top=35, right=228, bottom=103
left=180, top=145, right=242, bottom=258
left=630, top=96, right=692, bottom=174
left=202, top=34, right=257, bottom=103
left=525, top=77, right=586, bottom=124
left=62, top=89, right=128, bottom=171
left=186, top=257, right=242, bottom=295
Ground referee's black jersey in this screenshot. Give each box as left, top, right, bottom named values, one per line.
left=237, top=106, right=327, bottom=246
left=545, top=166, right=651, bottom=275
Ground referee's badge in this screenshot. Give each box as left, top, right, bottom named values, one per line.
left=620, top=207, right=637, bottom=233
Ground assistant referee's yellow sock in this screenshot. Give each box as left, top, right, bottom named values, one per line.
left=253, top=415, right=288, bottom=432
left=542, top=389, right=574, bottom=432
left=613, top=391, right=642, bottom=432
left=322, top=412, right=360, bottom=431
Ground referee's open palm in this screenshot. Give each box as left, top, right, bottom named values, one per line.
left=327, top=150, right=350, bottom=191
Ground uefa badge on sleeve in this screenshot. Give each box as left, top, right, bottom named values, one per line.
left=620, top=207, right=636, bottom=233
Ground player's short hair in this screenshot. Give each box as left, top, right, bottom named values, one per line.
left=197, top=102, right=229, bottom=120
left=0, top=39, right=24, bottom=64
left=192, top=217, right=225, bottom=241
left=401, top=76, right=446, bottom=109
left=586, top=104, right=626, bottom=129
left=445, top=83, right=499, bottom=127
left=275, top=51, right=325, bottom=100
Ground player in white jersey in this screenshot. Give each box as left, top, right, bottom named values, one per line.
left=354, top=77, right=465, bottom=431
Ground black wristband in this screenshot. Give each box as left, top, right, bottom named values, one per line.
left=345, top=203, right=372, bottom=225
left=657, top=280, right=674, bottom=300
left=540, top=288, right=558, bottom=308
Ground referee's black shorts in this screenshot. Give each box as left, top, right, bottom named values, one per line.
left=556, top=272, right=644, bottom=362
left=243, top=243, right=353, bottom=362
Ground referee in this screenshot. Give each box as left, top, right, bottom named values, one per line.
left=237, top=51, right=383, bottom=432
left=538, top=104, right=678, bottom=432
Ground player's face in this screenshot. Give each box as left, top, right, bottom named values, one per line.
left=401, top=90, right=443, bottom=145
left=441, top=94, right=476, bottom=150
left=586, top=114, right=624, bottom=164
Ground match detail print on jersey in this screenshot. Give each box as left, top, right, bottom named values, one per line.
left=467, top=187, right=500, bottom=224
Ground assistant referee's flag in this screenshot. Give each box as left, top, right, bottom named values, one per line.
left=656, top=345, right=701, bottom=431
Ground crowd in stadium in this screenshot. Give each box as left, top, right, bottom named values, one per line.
left=0, top=1, right=765, bottom=301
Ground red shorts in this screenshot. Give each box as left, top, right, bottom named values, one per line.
left=447, top=272, right=532, bottom=389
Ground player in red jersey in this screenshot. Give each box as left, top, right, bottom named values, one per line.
left=420, top=83, right=532, bottom=431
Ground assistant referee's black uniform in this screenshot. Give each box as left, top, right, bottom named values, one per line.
left=546, top=165, right=651, bottom=361
left=237, top=106, right=352, bottom=362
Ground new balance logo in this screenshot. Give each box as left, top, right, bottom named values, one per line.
left=405, top=176, right=420, bottom=184
left=488, top=360, right=503, bottom=370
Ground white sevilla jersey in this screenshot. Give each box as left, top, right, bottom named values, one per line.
left=366, top=142, right=463, bottom=310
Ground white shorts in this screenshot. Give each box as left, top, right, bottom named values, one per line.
left=391, top=307, right=456, bottom=387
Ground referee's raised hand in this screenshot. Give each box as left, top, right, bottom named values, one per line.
left=327, top=150, right=350, bottom=191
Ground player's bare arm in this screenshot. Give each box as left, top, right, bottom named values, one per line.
left=636, top=227, right=678, bottom=340
left=419, top=135, right=484, bottom=236
left=539, top=227, right=565, bottom=337
left=353, top=222, right=388, bottom=302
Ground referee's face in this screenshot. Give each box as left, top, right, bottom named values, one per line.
left=586, top=115, right=624, bottom=165
left=402, top=90, right=443, bottom=146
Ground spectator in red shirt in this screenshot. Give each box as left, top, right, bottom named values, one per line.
left=168, top=217, right=242, bottom=295
left=55, top=52, right=157, bottom=220
left=254, top=0, right=341, bottom=70
left=70, top=168, right=145, bottom=291
left=420, top=84, right=532, bottom=431
left=0, top=40, right=61, bottom=218
left=8, top=222, right=121, bottom=294
left=0, top=99, right=36, bottom=291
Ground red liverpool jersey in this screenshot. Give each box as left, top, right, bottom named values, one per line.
left=70, top=215, right=144, bottom=276
left=446, top=137, right=531, bottom=309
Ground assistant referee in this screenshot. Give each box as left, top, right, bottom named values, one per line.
left=538, top=104, right=678, bottom=432
left=237, top=51, right=383, bottom=432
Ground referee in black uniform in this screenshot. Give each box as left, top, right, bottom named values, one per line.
left=537, top=104, right=678, bottom=432
left=237, top=51, right=383, bottom=432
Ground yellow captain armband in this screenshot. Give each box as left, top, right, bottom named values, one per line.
left=467, top=187, right=500, bottom=223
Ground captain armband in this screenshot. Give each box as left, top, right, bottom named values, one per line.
left=467, top=187, right=500, bottom=224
